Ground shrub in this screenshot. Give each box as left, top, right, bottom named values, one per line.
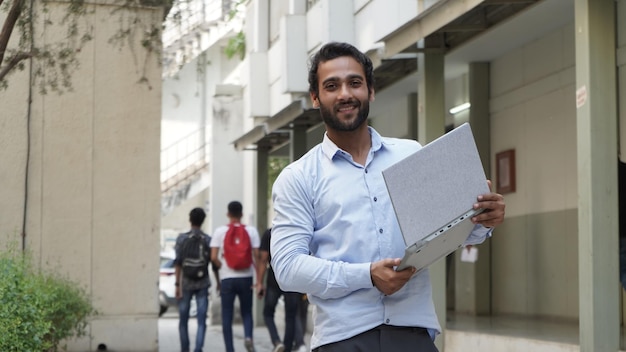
left=0, top=247, right=95, bottom=352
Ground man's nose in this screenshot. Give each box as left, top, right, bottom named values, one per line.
left=337, top=83, right=351, bottom=100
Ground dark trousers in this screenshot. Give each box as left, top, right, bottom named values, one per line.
left=263, top=283, right=304, bottom=351
left=178, top=287, right=209, bottom=352
left=313, top=325, right=438, bottom=352
left=220, top=277, right=254, bottom=352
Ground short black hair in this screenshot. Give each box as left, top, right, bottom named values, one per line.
left=308, top=42, right=375, bottom=97
left=228, top=201, right=243, bottom=218
left=189, top=207, right=206, bottom=227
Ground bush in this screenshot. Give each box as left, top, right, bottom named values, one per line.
left=0, top=247, right=96, bottom=352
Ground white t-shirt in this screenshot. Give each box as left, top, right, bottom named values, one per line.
left=210, top=223, right=260, bottom=281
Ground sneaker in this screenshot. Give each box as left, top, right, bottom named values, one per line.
left=272, top=343, right=285, bottom=352
left=296, top=345, right=307, bottom=352
left=244, top=338, right=255, bottom=352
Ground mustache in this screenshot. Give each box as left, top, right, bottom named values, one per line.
left=334, top=99, right=360, bottom=111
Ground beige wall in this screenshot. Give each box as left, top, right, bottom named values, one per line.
left=0, top=2, right=162, bottom=351
left=489, top=23, right=578, bottom=320
left=618, top=0, right=626, bottom=335
left=492, top=210, right=579, bottom=319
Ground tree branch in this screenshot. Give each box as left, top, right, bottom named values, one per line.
left=0, top=52, right=31, bottom=82
left=0, top=0, right=26, bottom=66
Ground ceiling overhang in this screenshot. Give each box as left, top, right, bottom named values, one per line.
left=369, top=0, right=540, bottom=89
left=232, top=0, right=541, bottom=152
left=380, top=0, right=486, bottom=59
left=232, top=125, right=266, bottom=152
left=232, top=99, right=321, bottom=152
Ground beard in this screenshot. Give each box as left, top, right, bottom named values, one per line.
left=318, top=98, right=370, bottom=132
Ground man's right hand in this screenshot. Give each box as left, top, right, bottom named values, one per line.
left=370, top=258, right=416, bottom=296
left=255, top=282, right=265, bottom=299
left=175, top=286, right=182, bottom=300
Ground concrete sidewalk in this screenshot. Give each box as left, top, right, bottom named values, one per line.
left=158, top=310, right=309, bottom=352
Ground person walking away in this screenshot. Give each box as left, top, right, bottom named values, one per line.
left=174, top=207, right=219, bottom=352
left=270, top=42, right=506, bottom=352
left=295, top=294, right=308, bottom=350
left=256, top=227, right=306, bottom=352
left=211, top=201, right=261, bottom=352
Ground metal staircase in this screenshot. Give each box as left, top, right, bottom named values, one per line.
left=160, top=128, right=210, bottom=216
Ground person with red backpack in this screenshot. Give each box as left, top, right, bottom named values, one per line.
left=210, top=201, right=261, bottom=352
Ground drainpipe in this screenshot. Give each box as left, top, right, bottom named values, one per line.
left=22, top=0, right=36, bottom=253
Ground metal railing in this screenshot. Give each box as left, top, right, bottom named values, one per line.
left=160, top=127, right=209, bottom=194
left=162, top=0, right=233, bottom=48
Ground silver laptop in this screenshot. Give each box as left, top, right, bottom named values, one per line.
left=382, top=123, right=489, bottom=272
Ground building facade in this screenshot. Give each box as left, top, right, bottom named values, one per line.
left=3, top=0, right=621, bottom=351
left=1, top=2, right=163, bottom=351
left=222, top=0, right=625, bottom=351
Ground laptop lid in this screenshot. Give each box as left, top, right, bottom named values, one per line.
left=381, top=123, right=489, bottom=271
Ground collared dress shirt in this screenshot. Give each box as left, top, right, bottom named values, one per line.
left=271, top=127, right=491, bottom=350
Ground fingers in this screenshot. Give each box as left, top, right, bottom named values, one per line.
left=371, top=259, right=416, bottom=296
left=382, top=258, right=401, bottom=268
left=472, top=192, right=506, bottom=227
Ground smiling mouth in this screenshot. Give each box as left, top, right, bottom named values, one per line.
left=336, top=103, right=358, bottom=113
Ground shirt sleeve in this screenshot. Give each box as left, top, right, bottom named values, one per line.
left=174, top=234, right=184, bottom=266
left=248, top=226, right=261, bottom=249
left=260, top=229, right=271, bottom=253
left=210, top=229, right=222, bottom=248
left=464, top=224, right=493, bottom=245
left=270, top=167, right=373, bottom=300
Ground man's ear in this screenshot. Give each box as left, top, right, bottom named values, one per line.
left=369, top=88, right=375, bottom=102
left=310, top=93, right=319, bottom=108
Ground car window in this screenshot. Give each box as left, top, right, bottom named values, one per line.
left=160, top=257, right=175, bottom=269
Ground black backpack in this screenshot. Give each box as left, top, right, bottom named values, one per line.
left=180, top=232, right=210, bottom=281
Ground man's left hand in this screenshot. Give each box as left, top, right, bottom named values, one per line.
left=471, top=180, right=505, bottom=228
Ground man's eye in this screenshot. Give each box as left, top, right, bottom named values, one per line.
left=350, top=81, right=362, bottom=87
left=324, top=83, right=337, bottom=90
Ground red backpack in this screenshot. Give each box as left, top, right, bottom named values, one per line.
left=223, top=223, right=253, bottom=270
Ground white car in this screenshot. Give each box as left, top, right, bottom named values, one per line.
left=159, top=250, right=197, bottom=317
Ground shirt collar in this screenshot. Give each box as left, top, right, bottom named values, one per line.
left=320, top=126, right=385, bottom=161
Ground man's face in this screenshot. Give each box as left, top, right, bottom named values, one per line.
left=311, top=56, right=375, bottom=132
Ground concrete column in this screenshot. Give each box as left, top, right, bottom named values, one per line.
left=417, top=48, right=446, bottom=351
left=290, top=124, right=308, bottom=160
left=256, top=149, right=269, bottom=234
left=408, top=93, right=418, bottom=140
left=454, top=62, right=492, bottom=315
left=417, top=52, right=445, bottom=144
left=575, top=0, right=619, bottom=351
left=254, top=148, right=270, bottom=327
left=468, top=62, right=491, bottom=177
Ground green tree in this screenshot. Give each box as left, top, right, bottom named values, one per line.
left=268, top=156, right=290, bottom=199
left=0, top=0, right=168, bottom=94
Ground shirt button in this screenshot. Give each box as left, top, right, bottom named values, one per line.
left=373, top=197, right=377, bottom=202
left=386, top=319, right=390, bottom=324
left=365, top=169, right=368, bottom=173
left=379, top=229, right=383, bottom=234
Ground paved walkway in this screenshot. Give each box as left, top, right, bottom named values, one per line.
left=159, top=308, right=309, bottom=352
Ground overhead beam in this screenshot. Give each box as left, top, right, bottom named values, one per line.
left=233, top=125, right=267, bottom=151
left=484, top=0, right=537, bottom=4
left=265, top=100, right=306, bottom=132
left=232, top=98, right=322, bottom=151
left=379, top=0, right=485, bottom=59
left=441, top=23, right=488, bottom=32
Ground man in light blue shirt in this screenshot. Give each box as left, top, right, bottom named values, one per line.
left=270, top=42, right=506, bottom=352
